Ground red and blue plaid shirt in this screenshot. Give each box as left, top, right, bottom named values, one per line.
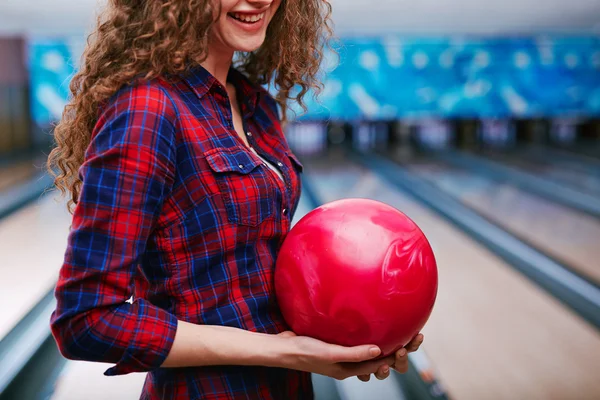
left=50, top=65, right=313, bottom=399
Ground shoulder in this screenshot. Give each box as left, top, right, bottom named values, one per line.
left=99, top=78, right=178, bottom=126
left=92, top=79, right=179, bottom=154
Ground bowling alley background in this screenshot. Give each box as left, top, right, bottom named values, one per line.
left=1, top=0, right=600, bottom=399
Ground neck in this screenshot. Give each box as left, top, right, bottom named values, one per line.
left=201, top=42, right=235, bottom=87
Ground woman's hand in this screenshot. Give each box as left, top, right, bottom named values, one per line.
left=357, top=333, right=425, bottom=382
left=276, top=331, right=397, bottom=381
left=159, top=321, right=419, bottom=381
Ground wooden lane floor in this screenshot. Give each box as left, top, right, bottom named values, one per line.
left=479, top=151, right=600, bottom=196
left=404, top=159, right=600, bottom=287
left=308, top=157, right=600, bottom=400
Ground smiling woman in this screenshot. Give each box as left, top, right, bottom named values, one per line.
left=43, top=0, right=424, bottom=399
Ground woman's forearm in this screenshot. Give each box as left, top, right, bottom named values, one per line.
left=160, top=320, right=292, bottom=369
left=160, top=320, right=403, bottom=381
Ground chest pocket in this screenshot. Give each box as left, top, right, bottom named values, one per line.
left=204, top=147, right=275, bottom=227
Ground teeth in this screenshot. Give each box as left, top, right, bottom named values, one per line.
left=232, top=12, right=264, bottom=23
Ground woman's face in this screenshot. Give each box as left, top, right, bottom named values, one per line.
left=211, top=0, right=282, bottom=54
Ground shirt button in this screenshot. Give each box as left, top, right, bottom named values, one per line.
left=238, top=164, right=244, bottom=169
left=283, top=208, right=288, bottom=216
left=247, top=132, right=252, bottom=137
left=277, top=162, right=283, bottom=167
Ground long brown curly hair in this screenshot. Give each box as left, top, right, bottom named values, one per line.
left=48, top=0, right=333, bottom=213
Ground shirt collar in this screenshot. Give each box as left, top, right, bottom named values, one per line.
left=182, top=64, right=261, bottom=114
left=181, top=64, right=216, bottom=99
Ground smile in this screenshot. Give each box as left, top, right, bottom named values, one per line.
left=229, top=12, right=265, bottom=23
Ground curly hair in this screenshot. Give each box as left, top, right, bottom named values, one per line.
left=48, top=0, right=333, bottom=213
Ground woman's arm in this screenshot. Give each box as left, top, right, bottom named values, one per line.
left=50, top=82, right=180, bottom=376
left=162, top=320, right=400, bottom=380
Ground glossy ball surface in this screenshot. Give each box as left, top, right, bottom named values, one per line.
left=275, top=198, right=438, bottom=356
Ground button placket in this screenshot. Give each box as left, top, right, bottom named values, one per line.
left=246, top=130, right=291, bottom=220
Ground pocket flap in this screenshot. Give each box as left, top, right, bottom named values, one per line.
left=205, top=148, right=261, bottom=175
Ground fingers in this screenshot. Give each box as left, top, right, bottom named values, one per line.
left=356, top=364, right=391, bottom=383
left=340, top=354, right=395, bottom=379
left=391, top=333, right=423, bottom=374
left=374, top=364, right=391, bottom=380
left=339, top=334, right=425, bottom=381
left=329, top=344, right=382, bottom=363
left=405, top=333, right=424, bottom=353
left=357, top=363, right=391, bottom=382
left=392, top=348, right=409, bottom=374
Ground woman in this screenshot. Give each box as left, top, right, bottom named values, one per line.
left=48, top=0, right=424, bottom=398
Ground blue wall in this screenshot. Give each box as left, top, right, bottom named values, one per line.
left=29, top=36, right=600, bottom=126
left=29, top=39, right=83, bottom=126
left=292, top=36, right=600, bottom=120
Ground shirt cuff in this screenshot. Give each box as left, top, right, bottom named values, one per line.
left=104, top=301, right=178, bottom=376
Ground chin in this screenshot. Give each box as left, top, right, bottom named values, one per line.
left=231, top=38, right=266, bottom=53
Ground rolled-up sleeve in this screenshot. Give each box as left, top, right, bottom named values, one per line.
left=50, top=82, right=179, bottom=376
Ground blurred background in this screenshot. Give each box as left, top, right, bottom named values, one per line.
left=1, top=0, right=600, bottom=399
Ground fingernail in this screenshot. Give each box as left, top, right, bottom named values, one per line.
left=398, top=349, right=407, bottom=357
left=369, top=347, right=381, bottom=357
left=383, top=366, right=390, bottom=374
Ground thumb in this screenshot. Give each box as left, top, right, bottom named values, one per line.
left=277, top=331, right=297, bottom=338
left=330, top=344, right=381, bottom=363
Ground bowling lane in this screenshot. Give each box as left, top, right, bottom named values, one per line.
left=307, top=155, right=600, bottom=400
left=566, top=142, right=600, bottom=160
left=50, top=360, right=147, bottom=400
left=0, top=154, right=47, bottom=193
left=475, top=149, right=600, bottom=196
left=0, top=191, right=71, bottom=342
left=397, top=156, right=600, bottom=287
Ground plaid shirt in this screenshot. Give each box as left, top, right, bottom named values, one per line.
left=50, top=65, right=313, bottom=399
